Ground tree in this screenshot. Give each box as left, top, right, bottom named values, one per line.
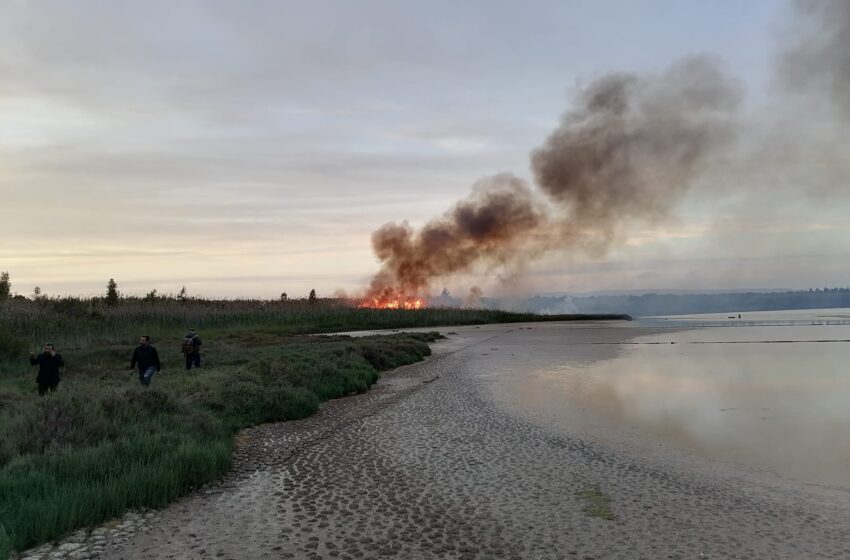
left=105, top=278, right=119, bottom=306
left=144, top=289, right=158, bottom=302
left=177, top=286, right=188, bottom=301
left=32, top=286, right=42, bottom=300
left=308, top=289, right=317, bottom=303
left=280, top=292, right=288, bottom=301
left=0, top=271, right=10, bottom=300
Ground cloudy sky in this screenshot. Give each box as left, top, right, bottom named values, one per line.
left=1, top=0, right=848, bottom=299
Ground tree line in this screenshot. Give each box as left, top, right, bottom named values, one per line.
left=0, top=273, right=321, bottom=304
left=522, top=289, right=850, bottom=317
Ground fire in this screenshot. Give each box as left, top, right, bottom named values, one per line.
left=358, top=295, right=425, bottom=310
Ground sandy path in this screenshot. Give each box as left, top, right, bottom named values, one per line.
left=99, top=323, right=850, bottom=560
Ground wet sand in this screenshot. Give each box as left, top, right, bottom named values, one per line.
left=99, top=322, right=850, bottom=559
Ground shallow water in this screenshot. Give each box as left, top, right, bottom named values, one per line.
left=641, top=306, right=850, bottom=328
left=487, top=311, right=850, bottom=488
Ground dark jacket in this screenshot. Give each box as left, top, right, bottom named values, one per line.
left=183, top=333, right=202, bottom=351
left=30, top=352, right=64, bottom=385
left=131, top=345, right=161, bottom=373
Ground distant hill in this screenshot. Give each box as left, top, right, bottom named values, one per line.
left=534, top=288, right=793, bottom=297
left=484, top=288, right=850, bottom=317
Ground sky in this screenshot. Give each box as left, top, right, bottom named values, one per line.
left=1, top=0, right=848, bottom=299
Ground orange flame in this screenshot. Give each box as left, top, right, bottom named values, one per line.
left=358, top=295, right=425, bottom=310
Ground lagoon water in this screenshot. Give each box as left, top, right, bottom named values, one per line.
left=488, top=309, right=850, bottom=488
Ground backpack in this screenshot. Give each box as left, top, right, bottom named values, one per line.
left=181, top=337, right=195, bottom=354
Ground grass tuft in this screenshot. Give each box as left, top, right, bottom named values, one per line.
left=577, top=487, right=616, bottom=521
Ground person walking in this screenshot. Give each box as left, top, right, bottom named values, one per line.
left=29, top=343, right=64, bottom=395
left=130, top=335, right=161, bottom=386
left=181, top=328, right=202, bottom=370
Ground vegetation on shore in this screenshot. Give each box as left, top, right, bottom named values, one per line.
left=0, top=295, right=627, bottom=557
left=0, top=326, right=440, bottom=557
left=0, top=296, right=627, bottom=357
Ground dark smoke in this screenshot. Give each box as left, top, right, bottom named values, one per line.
left=531, top=56, right=740, bottom=252
left=365, top=57, right=739, bottom=299
left=368, top=174, right=545, bottom=300
left=364, top=4, right=848, bottom=301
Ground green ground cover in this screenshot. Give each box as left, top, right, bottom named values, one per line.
left=0, top=327, right=439, bottom=558
left=0, top=297, right=627, bottom=557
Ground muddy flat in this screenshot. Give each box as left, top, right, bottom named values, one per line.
left=102, top=322, right=850, bottom=559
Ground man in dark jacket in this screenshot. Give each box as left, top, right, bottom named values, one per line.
left=130, top=335, right=161, bottom=386
left=29, top=343, right=64, bottom=395
left=182, top=328, right=202, bottom=370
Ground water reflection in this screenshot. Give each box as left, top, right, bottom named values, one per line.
left=489, top=312, right=850, bottom=487
left=640, top=307, right=850, bottom=328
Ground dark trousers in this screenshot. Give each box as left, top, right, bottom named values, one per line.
left=38, top=383, right=58, bottom=396
left=185, top=351, right=201, bottom=369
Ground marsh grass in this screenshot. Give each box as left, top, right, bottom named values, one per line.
left=0, top=296, right=620, bottom=352
left=0, top=322, right=439, bottom=557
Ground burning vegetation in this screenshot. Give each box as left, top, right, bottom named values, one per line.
left=358, top=294, right=425, bottom=310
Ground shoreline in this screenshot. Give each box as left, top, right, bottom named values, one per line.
left=14, top=322, right=850, bottom=559
left=2, top=331, right=439, bottom=559
left=12, top=337, right=450, bottom=560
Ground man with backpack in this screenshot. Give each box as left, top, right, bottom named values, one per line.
left=182, top=328, right=202, bottom=370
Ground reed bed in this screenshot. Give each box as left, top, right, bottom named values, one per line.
left=0, top=296, right=559, bottom=354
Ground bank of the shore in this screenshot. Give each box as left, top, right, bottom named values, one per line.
left=30, top=322, right=850, bottom=560
left=0, top=304, right=630, bottom=560
left=0, top=331, right=442, bottom=559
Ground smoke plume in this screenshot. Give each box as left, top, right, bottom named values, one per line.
left=531, top=56, right=740, bottom=253
left=779, top=0, right=850, bottom=118
left=364, top=3, right=849, bottom=302
left=367, top=174, right=545, bottom=300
